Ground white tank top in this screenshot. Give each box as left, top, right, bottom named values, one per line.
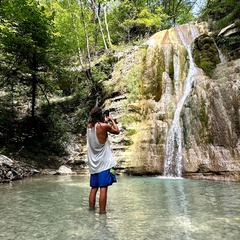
left=87, top=123, right=116, bottom=174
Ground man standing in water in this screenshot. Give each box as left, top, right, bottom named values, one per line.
left=87, top=107, right=119, bottom=214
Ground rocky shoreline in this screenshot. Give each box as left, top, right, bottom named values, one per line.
left=1, top=153, right=240, bottom=183
left=0, top=155, right=39, bottom=183
left=0, top=154, right=89, bottom=183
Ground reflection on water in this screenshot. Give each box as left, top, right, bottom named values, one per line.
left=0, top=176, right=240, bottom=240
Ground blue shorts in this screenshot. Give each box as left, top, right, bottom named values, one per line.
left=90, top=168, right=117, bottom=188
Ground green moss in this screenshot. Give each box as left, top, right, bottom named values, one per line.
left=181, top=111, right=191, bottom=149
left=206, top=83, right=210, bottom=90
left=202, top=43, right=211, bottom=50
left=200, top=61, right=215, bottom=77
left=141, top=47, right=165, bottom=101
left=206, top=133, right=214, bottom=144
left=168, top=55, right=174, bottom=80
left=123, top=139, right=134, bottom=146
left=193, top=34, right=220, bottom=76
left=155, top=58, right=163, bottom=101
left=126, top=129, right=137, bottom=136
left=199, top=98, right=208, bottom=128
left=126, top=48, right=147, bottom=101
left=232, top=93, right=240, bottom=136
left=193, top=49, right=201, bottom=66
left=121, top=113, right=141, bottom=125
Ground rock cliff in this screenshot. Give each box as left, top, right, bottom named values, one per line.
left=181, top=59, right=240, bottom=181
left=102, top=23, right=240, bottom=181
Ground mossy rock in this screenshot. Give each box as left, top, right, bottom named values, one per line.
left=193, top=34, right=221, bottom=77
left=200, top=61, right=216, bottom=76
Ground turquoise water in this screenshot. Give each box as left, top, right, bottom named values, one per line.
left=0, top=175, right=240, bottom=240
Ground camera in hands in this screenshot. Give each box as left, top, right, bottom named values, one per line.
left=104, top=110, right=110, bottom=117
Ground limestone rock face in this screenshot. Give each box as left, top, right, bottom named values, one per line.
left=102, top=23, right=240, bottom=181
left=218, top=23, right=240, bottom=37
left=104, top=23, right=198, bottom=175
left=181, top=59, right=240, bottom=180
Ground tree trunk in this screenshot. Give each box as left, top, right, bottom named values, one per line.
left=103, top=5, right=112, bottom=48
left=31, top=72, right=37, bottom=121
left=79, top=0, right=92, bottom=68
left=92, top=0, right=108, bottom=50
left=68, top=0, right=84, bottom=69
left=31, top=53, right=37, bottom=121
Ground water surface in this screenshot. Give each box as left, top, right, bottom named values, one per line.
left=0, top=176, right=239, bottom=240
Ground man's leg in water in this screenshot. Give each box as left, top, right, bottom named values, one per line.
left=89, top=187, right=98, bottom=210
left=99, top=187, right=108, bottom=214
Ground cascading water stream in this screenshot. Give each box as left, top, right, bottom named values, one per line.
left=163, top=23, right=200, bottom=177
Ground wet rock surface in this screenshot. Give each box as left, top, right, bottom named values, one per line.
left=99, top=24, right=240, bottom=181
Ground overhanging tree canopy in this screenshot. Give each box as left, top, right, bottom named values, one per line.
left=0, top=0, right=53, bottom=120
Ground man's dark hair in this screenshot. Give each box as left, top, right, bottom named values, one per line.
left=90, top=107, right=103, bottom=124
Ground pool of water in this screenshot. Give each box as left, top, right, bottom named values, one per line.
left=0, top=175, right=239, bottom=240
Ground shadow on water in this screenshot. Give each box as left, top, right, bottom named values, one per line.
left=0, top=175, right=240, bottom=240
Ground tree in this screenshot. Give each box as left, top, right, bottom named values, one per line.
left=91, top=0, right=108, bottom=50
left=0, top=0, right=53, bottom=121
left=201, top=0, right=240, bottom=29
left=161, top=0, right=196, bottom=26
left=108, top=0, right=168, bottom=42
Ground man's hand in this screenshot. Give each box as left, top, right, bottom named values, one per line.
left=107, top=115, right=119, bottom=134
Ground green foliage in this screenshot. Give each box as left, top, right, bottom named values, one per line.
left=72, top=87, right=97, bottom=135
left=173, top=5, right=194, bottom=25
left=121, top=113, right=141, bottom=125
left=216, top=35, right=240, bottom=60
left=0, top=0, right=56, bottom=122
left=1, top=0, right=235, bottom=168
left=49, top=1, right=87, bottom=63
left=123, top=139, right=134, bottom=146
left=161, top=0, right=195, bottom=26
left=124, top=129, right=136, bottom=146
left=108, top=1, right=171, bottom=43
left=37, top=107, right=70, bottom=145
left=91, top=55, right=116, bottom=83
left=199, top=0, right=240, bottom=60
left=0, top=111, right=70, bottom=168
left=0, top=94, right=17, bottom=146
left=120, top=6, right=168, bottom=39
left=1, top=0, right=52, bottom=63
left=125, top=129, right=137, bottom=136
left=201, top=0, right=240, bottom=29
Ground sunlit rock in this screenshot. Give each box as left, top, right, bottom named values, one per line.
left=218, top=22, right=240, bottom=37
left=57, top=165, right=75, bottom=175
left=102, top=23, right=240, bottom=181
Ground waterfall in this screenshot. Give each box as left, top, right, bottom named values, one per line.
left=163, top=23, right=200, bottom=177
